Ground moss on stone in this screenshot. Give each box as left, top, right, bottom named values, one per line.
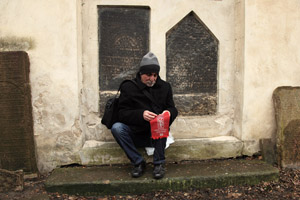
left=0, top=36, right=35, bottom=51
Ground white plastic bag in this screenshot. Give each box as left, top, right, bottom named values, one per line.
left=145, top=132, right=175, bottom=156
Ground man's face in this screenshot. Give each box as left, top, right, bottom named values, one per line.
left=140, top=73, right=158, bottom=87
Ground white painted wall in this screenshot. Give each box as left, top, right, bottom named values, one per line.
left=242, top=0, right=300, bottom=142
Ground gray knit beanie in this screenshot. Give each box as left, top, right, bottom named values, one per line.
left=139, top=52, right=160, bottom=74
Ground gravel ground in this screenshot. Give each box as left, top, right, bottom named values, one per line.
left=0, top=164, right=299, bottom=200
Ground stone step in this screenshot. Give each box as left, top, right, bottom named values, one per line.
left=79, top=136, right=243, bottom=165
left=45, top=159, right=279, bottom=196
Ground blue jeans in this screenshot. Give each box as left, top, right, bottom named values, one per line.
left=111, top=122, right=166, bottom=165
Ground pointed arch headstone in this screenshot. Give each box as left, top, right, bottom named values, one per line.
left=166, top=12, right=218, bottom=116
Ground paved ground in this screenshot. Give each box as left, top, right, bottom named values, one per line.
left=0, top=157, right=299, bottom=200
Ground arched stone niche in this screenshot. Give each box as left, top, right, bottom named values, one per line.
left=166, top=11, right=219, bottom=116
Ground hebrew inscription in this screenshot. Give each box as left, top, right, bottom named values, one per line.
left=98, top=6, right=150, bottom=91
left=166, top=12, right=218, bottom=115
left=0, top=51, right=37, bottom=172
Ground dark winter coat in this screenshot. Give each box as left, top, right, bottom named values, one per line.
left=118, top=73, right=178, bottom=145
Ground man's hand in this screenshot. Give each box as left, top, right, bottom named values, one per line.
left=143, top=110, right=157, bottom=122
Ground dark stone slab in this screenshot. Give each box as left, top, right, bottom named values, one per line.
left=273, top=86, right=300, bottom=168
left=0, top=51, right=37, bottom=172
left=98, top=6, right=150, bottom=91
left=260, top=138, right=276, bottom=165
left=100, top=93, right=217, bottom=117
left=166, top=12, right=218, bottom=116
left=166, top=12, right=218, bottom=95
left=174, top=93, right=217, bottom=116
left=282, top=120, right=300, bottom=167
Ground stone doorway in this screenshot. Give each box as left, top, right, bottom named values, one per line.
left=0, top=51, right=37, bottom=172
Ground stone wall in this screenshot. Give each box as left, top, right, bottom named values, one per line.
left=81, top=0, right=236, bottom=142
left=1, top=0, right=300, bottom=173
left=0, top=0, right=83, bottom=173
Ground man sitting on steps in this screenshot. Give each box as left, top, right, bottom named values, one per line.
left=111, top=52, right=178, bottom=179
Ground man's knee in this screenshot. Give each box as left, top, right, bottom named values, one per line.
left=111, top=122, right=123, bottom=135
left=111, top=122, right=130, bottom=139
left=111, top=122, right=121, bottom=131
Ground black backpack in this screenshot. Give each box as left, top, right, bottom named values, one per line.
left=101, top=80, right=134, bottom=129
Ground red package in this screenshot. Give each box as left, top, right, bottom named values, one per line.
left=150, top=112, right=170, bottom=139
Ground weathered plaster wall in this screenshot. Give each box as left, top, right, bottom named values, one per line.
left=242, top=0, right=300, bottom=143
left=81, top=0, right=236, bottom=142
left=2, top=0, right=299, bottom=173
left=233, top=0, right=245, bottom=141
left=0, top=0, right=83, bottom=173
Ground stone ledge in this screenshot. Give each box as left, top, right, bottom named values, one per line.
left=79, top=136, right=243, bottom=165
left=45, top=159, right=279, bottom=196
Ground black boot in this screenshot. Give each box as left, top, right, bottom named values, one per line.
left=131, top=161, right=146, bottom=178
left=153, top=164, right=165, bottom=179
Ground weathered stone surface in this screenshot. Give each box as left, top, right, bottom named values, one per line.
left=242, top=140, right=261, bottom=156
left=166, top=12, right=218, bottom=115
left=260, top=138, right=276, bottom=165
left=282, top=120, right=300, bottom=167
left=0, top=51, right=37, bottom=172
left=166, top=12, right=218, bottom=94
left=98, top=6, right=150, bottom=91
left=79, top=136, right=243, bottom=165
left=99, top=92, right=117, bottom=116
left=0, top=168, right=24, bottom=192
left=273, top=86, right=300, bottom=168
left=174, top=94, right=217, bottom=116
left=0, top=37, right=34, bottom=51
left=45, top=159, right=279, bottom=196
left=99, top=84, right=217, bottom=117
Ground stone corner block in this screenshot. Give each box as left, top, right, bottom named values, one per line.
left=242, top=140, right=260, bottom=156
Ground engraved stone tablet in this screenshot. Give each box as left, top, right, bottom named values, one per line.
left=0, top=51, right=37, bottom=172
left=166, top=12, right=218, bottom=115
left=273, top=86, right=300, bottom=168
left=98, top=6, right=150, bottom=91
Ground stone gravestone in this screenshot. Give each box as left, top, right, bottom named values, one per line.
left=0, top=51, right=37, bottom=172
left=166, top=12, right=218, bottom=116
left=98, top=6, right=150, bottom=115
left=273, top=86, right=300, bottom=168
